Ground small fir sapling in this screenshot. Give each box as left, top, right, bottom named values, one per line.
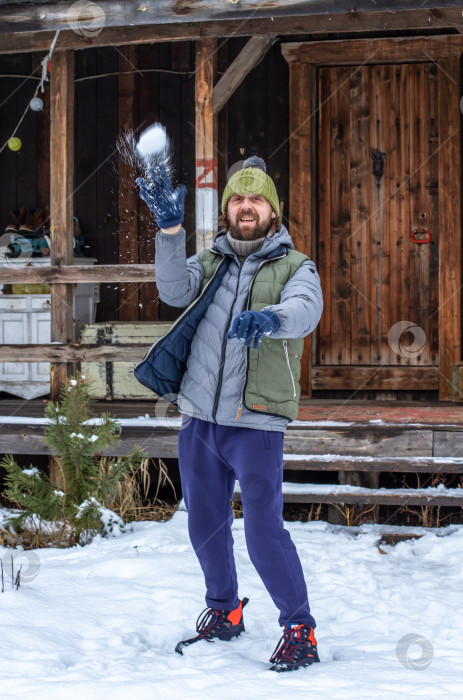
left=0, top=373, right=146, bottom=540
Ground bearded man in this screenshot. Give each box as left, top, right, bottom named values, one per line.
left=136, top=156, right=323, bottom=672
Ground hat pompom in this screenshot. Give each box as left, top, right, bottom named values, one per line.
left=242, top=156, right=266, bottom=173
left=221, top=155, right=279, bottom=215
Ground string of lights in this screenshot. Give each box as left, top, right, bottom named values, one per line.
left=0, top=30, right=60, bottom=155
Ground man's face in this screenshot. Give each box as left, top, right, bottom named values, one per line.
left=227, top=194, right=276, bottom=240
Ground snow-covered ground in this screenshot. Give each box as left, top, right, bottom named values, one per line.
left=1, top=510, right=463, bottom=699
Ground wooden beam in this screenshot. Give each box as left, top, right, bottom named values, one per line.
left=281, top=35, right=463, bottom=65
left=3, top=9, right=461, bottom=55
left=2, top=1, right=463, bottom=38
left=310, top=366, right=439, bottom=390
left=212, top=36, right=275, bottom=115
left=0, top=264, right=156, bottom=284
left=49, top=49, right=75, bottom=400
left=0, top=425, right=180, bottom=458
left=0, top=344, right=153, bottom=362
left=438, top=57, right=461, bottom=400
left=195, top=39, right=218, bottom=252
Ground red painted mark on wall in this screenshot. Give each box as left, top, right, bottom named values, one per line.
left=196, top=158, right=218, bottom=189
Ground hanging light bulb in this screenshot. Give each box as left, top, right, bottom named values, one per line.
left=8, top=137, right=22, bottom=151
left=30, top=97, right=44, bottom=111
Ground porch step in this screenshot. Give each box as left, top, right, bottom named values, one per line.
left=283, top=455, right=463, bottom=472
left=233, top=481, right=463, bottom=507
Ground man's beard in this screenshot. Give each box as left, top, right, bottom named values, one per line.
left=228, top=209, right=274, bottom=241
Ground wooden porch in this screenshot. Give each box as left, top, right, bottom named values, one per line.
left=1, top=398, right=462, bottom=511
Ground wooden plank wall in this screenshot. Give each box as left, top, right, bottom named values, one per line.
left=1, top=41, right=288, bottom=324
left=75, top=48, right=119, bottom=323
left=0, top=45, right=197, bottom=324
left=0, top=53, right=39, bottom=229
left=225, top=38, right=289, bottom=227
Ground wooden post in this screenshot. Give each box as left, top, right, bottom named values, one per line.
left=49, top=49, right=75, bottom=399
left=288, top=61, right=316, bottom=397
left=49, top=49, right=74, bottom=489
left=195, top=39, right=218, bottom=253
left=438, top=57, right=461, bottom=400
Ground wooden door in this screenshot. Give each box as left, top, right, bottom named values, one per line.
left=316, top=62, right=440, bottom=388
left=283, top=39, right=461, bottom=399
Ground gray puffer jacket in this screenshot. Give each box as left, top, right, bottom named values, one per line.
left=154, top=225, right=323, bottom=432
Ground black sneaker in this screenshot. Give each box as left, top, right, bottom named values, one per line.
left=175, top=597, right=249, bottom=654
left=269, top=623, right=320, bottom=672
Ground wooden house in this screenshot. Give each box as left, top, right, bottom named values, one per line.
left=1, top=0, right=463, bottom=522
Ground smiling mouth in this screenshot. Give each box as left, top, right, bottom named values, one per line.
left=239, top=217, right=256, bottom=223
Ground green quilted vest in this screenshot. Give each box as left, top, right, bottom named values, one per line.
left=200, top=247, right=308, bottom=421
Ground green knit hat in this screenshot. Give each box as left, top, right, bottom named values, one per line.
left=221, top=156, right=280, bottom=216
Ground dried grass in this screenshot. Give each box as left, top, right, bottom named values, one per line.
left=98, top=456, right=177, bottom=523
left=395, top=473, right=459, bottom=528
left=232, top=501, right=243, bottom=518
left=0, top=522, right=82, bottom=549
left=329, top=503, right=378, bottom=528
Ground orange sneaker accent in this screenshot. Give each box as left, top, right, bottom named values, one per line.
left=288, top=624, right=317, bottom=644
left=308, top=627, right=317, bottom=645
left=227, top=601, right=243, bottom=626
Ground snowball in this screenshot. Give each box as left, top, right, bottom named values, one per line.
left=136, top=123, right=167, bottom=159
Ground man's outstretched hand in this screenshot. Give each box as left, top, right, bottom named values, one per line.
left=226, top=310, right=281, bottom=350
left=136, top=168, right=186, bottom=230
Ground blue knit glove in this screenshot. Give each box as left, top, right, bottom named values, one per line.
left=226, top=310, right=281, bottom=350
left=136, top=168, right=186, bottom=229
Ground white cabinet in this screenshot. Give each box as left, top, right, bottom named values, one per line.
left=0, top=295, right=52, bottom=398
left=0, top=259, right=98, bottom=399
left=0, top=309, right=29, bottom=383
left=30, top=299, right=52, bottom=383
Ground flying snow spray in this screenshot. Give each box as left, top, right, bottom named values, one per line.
left=117, top=122, right=172, bottom=180
left=117, top=122, right=178, bottom=227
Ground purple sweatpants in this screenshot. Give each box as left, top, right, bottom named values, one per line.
left=177, top=415, right=316, bottom=628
